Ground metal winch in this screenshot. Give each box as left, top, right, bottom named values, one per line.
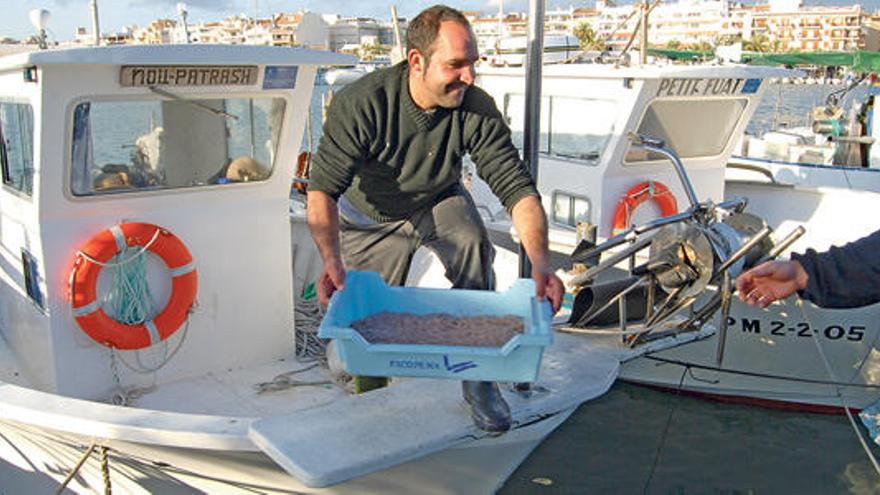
left=565, top=133, right=804, bottom=356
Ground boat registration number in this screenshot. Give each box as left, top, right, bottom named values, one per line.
left=120, top=65, right=259, bottom=87
left=726, top=317, right=867, bottom=342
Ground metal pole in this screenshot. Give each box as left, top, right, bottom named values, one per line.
left=639, top=0, right=648, bottom=65
left=182, top=12, right=191, bottom=44
left=519, top=0, right=546, bottom=279
left=390, top=6, right=405, bottom=63
left=90, top=0, right=101, bottom=46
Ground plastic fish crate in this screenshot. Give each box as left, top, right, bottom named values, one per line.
left=318, top=271, right=553, bottom=382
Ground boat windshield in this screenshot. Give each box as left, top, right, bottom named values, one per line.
left=625, top=98, right=748, bottom=163
left=70, top=96, right=286, bottom=196
left=504, top=94, right=617, bottom=165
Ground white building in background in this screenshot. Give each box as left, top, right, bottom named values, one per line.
left=322, top=15, right=400, bottom=51
left=324, top=15, right=376, bottom=51
left=749, top=0, right=865, bottom=51
left=132, top=19, right=177, bottom=45
left=471, top=14, right=509, bottom=53
left=295, top=12, right=330, bottom=50
left=594, top=0, right=738, bottom=50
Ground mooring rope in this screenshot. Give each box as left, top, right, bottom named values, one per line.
left=54, top=441, right=98, bottom=495
left=642, top=366, right=688, bottom=493
left=796, top=297, right=880, bottom=477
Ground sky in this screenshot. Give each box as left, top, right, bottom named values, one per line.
left=2, top=0, right=877, bottom=42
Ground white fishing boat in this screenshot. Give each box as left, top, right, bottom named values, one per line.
left=0, top=43, right=629, bottom=493
left=484, top=34, right=580, bottom=67
left=468, top=61, right=880, bottom=412
left=728, top=71, right=880, bottom=193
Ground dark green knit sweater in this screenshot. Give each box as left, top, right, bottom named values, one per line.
left=309, top=62, right=538, bottom=222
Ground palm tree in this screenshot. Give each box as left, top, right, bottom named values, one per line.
left=715, top=34, right=743, bottom=46
left=770, top=39, right=783, bottom=53
left=744, top=33, right=771, bottom=53
left=573, top=22, right=606, bottom=52
left=687, top=41, right=713, bottom=53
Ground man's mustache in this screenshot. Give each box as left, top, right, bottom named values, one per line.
left=446, top=82, right=468, bottom=92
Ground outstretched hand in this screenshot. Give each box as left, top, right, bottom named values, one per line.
left=735, top=260, right=808, bottom=308
left=317, top=258, right=346, bottom=306
left=533, top=268, right=564, bottom=314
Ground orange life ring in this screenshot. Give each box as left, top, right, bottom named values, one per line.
left=69, top=223, right=197, bottom=350
left=611, top=180, right=678, bottom=234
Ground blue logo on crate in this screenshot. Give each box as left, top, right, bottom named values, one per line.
left=444, top=355, right=477, bottom=373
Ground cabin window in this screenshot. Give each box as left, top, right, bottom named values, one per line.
left=70, top=96, right=286, bottom=196
left=624, top=98, right=748, bottom=163
left=0, top=103, right=35, bottom=196
left=551, top=191, right=591, bottom=228
left=504, top=94, right=616, bottom=165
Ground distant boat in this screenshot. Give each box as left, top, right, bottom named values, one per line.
left=485, top=34, right=580, bottom=67
left=727, top=51, right=880, bottom=192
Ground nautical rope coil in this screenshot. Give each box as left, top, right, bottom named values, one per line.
left=69, top=222, right=197, bottom=350
left=611, top=180, right=678, bottom=235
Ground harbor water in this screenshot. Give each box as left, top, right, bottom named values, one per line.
left=500, top=382, right=880, bottom=494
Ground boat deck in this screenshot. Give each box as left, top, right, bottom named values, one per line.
left=133, top=355, right=346, bottom=417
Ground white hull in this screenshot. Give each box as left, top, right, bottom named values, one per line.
left=0, top=409, right=573, bottom=494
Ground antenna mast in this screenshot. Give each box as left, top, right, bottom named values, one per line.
left=90, top=0, right=100, bottom=46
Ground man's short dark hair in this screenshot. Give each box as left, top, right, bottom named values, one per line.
left=405, top=5, right=471, bottom=60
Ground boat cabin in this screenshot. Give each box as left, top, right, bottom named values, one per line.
left=472, top=64, right=790, bottom=251
left=0, top=45, right=350, bottom=399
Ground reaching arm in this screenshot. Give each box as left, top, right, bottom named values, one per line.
left=307, top=190, right=346, bottom=305
left=510, top=195, right=563, bottom=313
left=737, top=229, right=880, bottom=309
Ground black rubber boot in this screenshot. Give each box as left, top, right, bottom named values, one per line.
left=462, top=381, right=511, bottom=434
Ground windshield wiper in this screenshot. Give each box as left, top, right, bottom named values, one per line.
left=148, top=86, right=239, bottom=121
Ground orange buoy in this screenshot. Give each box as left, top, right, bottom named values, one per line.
left=69, top=223, right=197, bottom=350
left=611, top=180, right=678, bottom=234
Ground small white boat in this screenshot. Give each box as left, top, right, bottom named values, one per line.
left=469, top=62, right=880, bottom=412
left=485, top=34, right=580, bottom=67
left=729, top=78, right=880, bottom=193
left=0, top=44, right=624, bottom=493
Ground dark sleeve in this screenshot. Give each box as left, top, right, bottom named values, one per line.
left=308, top=92, right=376, bottom=199
left=463, top=88, right=539, bottom=212
left=792, top=229, right=880, bottom=308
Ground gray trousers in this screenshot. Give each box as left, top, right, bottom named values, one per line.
left=339, top=185, right=495, bottom=290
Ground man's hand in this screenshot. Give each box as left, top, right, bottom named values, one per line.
left=509, top=195, right=564, bottom=313
left=736, top=260, right=808, bottom=308
left=533, top=267, right=564, bottom=314
left=317, top=257, right=346, bottom=306
left=307, top=190, right=347, bottom=305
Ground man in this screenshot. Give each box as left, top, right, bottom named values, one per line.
left=737, top=230, right=880, bottom=309
left=307, top=5, right=563, bottom=434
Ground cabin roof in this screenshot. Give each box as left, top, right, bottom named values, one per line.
left=0, top=44, right=355, bottom=71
